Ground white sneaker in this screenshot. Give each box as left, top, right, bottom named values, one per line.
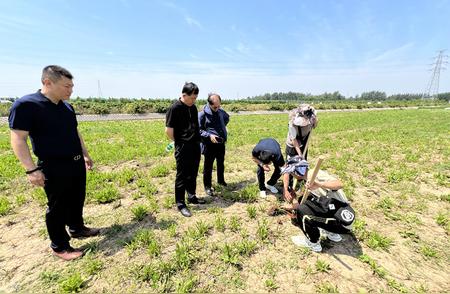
left=259, top=191, right=267, bottom=198
left=291, top=235, right=322, bottom=252
left=321, top=229, right=342, bottom=242
left=265, top=184, right=279, bottom=194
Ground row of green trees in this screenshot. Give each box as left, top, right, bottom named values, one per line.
left=247, top=91, right=450, bottom=101
left=1, top=99, right=447, bottom=116
left=1, top=92, right=448, bottom=116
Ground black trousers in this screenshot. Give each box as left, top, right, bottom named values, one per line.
left=174, top=141, right=201, bottom=207
left=203, top=143, right=225, bottom=188
left=38, top=156, right=86, bottom=252
left=256, top=158, right=284, bottom=191
left=296, top=204, right=350, bottom=243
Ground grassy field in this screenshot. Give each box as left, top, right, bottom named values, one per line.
left=0, top=109, right=449, bottom=293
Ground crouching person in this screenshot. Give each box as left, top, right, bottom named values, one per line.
left=252, top=138, right=285, bottom=198
left=280, top=156, right=356, bottom=252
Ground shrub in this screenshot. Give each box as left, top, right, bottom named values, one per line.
left=131, top=204, right=148, bottom=221
left=0, top=196, right=11, bottom=216
left=93, top=186, right=120, bottom=203
left=59, top=273, right=85, bottom=293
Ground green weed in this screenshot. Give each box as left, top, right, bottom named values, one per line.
left=366, top=231, right=393, bottom=251
left=214, top=214, right=226, bottom=232
left=126, top=229, right=158, bottom=254
left=316, top=281, right=339, bottom=293
left=315, top=259, right=331, bottom=273
left=229, top=215, right=241, bottom=232
left=131, top=204, right=148, bottom=221
left=163, top=196, right=175, bottom=209
left=264, top=278, right=278, bottom=291
left=185, top=220, right=210, bottom=240
left=15, top=194, right=27, bottom=206
left=93, top=186, right=120, bottom=203
left=174, top=240, right=195, bottom=270
left=39, top=270, right=61, bottom=285
left=220, top=243, right=240, bottom=266
left=257, top=220, right=270, bottom=241
left=387, top=278, right=408, bottom=293
left=435, top=212, right=448, bottom=227
left=420, top=245, right=437, bottom=258
left=238, top=184, right=259, bottom=203
left=167, top=223, right=177, bottom=238
left=83, top=256, right=104, bottom=276
left=149, top=165, right=170, bottom=177
left=235, top=239, right=258, bottom=256
left=0, top=196, right=11, bottom=216
left=358, top=254, right=387, bottom=278
left=246, top=205, right=257, bottom=219
left=58, top=273, right=85, bottom=293
left=32, top=188, right=47, bottom=206
left=175, top=273, right=198, bottom=293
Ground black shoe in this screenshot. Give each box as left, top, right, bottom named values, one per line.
left=178, top=206, right=192, bottom=217
left=205, top=187, right=215, bottom=196
left=187, top=195, right=206, bottom=204
left=218, top=181, right=228, bottom=187
left=69, top=226, right=100, bottom=239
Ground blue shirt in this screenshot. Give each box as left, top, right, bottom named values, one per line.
left=8, top=90, right=82, bottom=159
left=252, top=138, right=284, bottom=165
left=198, top=104, right=230, bottom=142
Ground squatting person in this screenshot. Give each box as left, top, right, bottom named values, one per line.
left=280, top=156, right=355, bottom=252
left=252, top=138, right=285, bottom=198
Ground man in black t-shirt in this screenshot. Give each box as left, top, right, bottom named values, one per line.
left=9, top=65, right=99, bottom=261
left=165, top=82, right=206, bottom=217
left=252, top=138, right=285, bottom=198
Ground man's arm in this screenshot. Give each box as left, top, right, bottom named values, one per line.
left=282, top=173, right=294, bottom=203
left=199, top=111, right=219, bottom=143
left=308, top=179, right=343, bottom=191
left=252, top=156, right=270, bottom=171
left=292, top=138, right=302, bottom=158
left=288, top=125, right=302, bottom=156
left=77, top=129, right=93, bottom=170
left=165, top=127, right=174, bottom=141
left=10, top=130, right=45, bottom=187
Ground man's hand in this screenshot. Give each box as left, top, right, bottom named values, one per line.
left=210, top=134, right=219, bottom=143
left=263, top=164, right=270, bottom=172
left=84, top=155, right=94, bottom=170
left=284, top=188, right=295, bottom=203
left=27, top=170, right=46, bottom=187
left=305, top=180, right=320, bottom=191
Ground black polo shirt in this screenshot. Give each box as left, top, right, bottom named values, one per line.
left=8, top=90, right=82, bottom=159
left=165, top=98, right=200, bottom=143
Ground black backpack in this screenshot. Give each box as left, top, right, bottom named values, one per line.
left=304, top=195, right=355, bottom=226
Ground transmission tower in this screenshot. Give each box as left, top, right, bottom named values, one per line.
left=422, top=50, right=448, bottom=99
left=97, top=80, right=103, bottom=98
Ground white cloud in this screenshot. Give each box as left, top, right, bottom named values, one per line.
left=367, top=42, right=415, bottom=63
left=184, top=16, right=202, bottom=29
left=236, top=42, right=250, bottom=55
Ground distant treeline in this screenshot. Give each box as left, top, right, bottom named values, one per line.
left=0, top=92, right=448, bottom=116
left=246, top=91, right=450, bottom=101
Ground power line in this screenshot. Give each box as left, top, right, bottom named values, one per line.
left=422, top=50, right=448, bottom=99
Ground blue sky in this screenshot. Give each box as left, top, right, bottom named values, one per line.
left=1, top=0, right=449, bottom=99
